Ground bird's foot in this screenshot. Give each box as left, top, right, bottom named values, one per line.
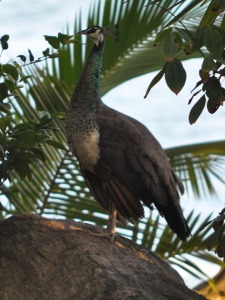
left=89, top=231, right=117, bottom=243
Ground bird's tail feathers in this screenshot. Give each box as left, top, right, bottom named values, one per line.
left=82, top=169, right=144, bottom=224
left=155, top=199, right=191, bottom=241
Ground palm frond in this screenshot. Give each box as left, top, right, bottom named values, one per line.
left=166, top=142, right=225, bottom=197
left=1, top=0, right=224, bottom=281
left=49, top=0, right=207, bottom=96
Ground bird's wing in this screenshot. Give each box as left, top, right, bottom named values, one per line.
left=82, top=105, right=190, bottom=240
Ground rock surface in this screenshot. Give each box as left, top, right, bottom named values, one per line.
left=0, top=214, right=205, bottom=300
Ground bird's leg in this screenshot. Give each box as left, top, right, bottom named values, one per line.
left=106, top=201, right=117, bottom=239
left=89, top=201, right=117, bottom=242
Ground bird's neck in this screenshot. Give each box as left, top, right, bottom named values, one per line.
left=70, top=41, right=104, bottom=110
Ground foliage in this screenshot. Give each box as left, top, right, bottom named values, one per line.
left=0, top=0, right=225, bottom=282
left=141, top=0, right=225, bottom=123
left=0, top=32, right=78, bottom=183
left=200, top=207, right=225, bottom=262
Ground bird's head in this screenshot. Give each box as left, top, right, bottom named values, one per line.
left=77, top=25, right=119, bottom=47
left=77, top=26, right=104, bottom=47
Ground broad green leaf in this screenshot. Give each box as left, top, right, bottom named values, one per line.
left=14, top=129, right=37, bottom=148
left=162, top=31, right=179, bottom=61
left=0, top=34, right=9, bottom=50
left=202, top=55, right=217, bottom=72
left=42, top=48, right=50, bottom=57
left=58, top=33, right=74, bottom=45
left=14, top=123, right=31, bottom=131
left=165, top=59, right=186, bottom=94
left=0, top=34, right=9, bottom=44
left=207, top=98, right=220, bottom=114
left=204, top=77, right=225, bottom=108
left=44, top=35, right=60, bottom=49
left=4, top=79, right=16, bottom=91
left=144, top=67, right=166, bottom=98
left=17, top=55, right=26, bottom=63
left=31, top=148, right=46, bottom=163
left=28, top=49, right=34, bottom=62
left=204, top=25, right=224, bottom=57
left=154, top=28, right=173, bottom=45
left=0, top=82, right=8, bottom=101
left=1, top=64, right=19, bottom=81
left=14, top=159, right=32, bottom=181
left=189, top=95, right=206, bottom=124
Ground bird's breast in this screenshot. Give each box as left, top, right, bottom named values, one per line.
left=75, top=128, right=100, bottom=173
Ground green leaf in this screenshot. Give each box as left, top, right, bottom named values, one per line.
left=165, top=59, right=186, bottom=94
left=204, top=77, right=224, bottom=104
left=207, top=98, right=220, bottom=114
left=5, top=79, right=16, bottom=91
left=0, top=82, right=9, bottom=101
left=14, top=159, right=32, bottom=181
left=42, top=48, right=50, bottom=57
left=0, top=116, right=11, bottom=133
left=14, top=129, right=37, bottom=148
left=1, top=34, right=9, bottom=50
left=31, top=147, right=46, bottom=162
left=189, top=95, right=206, bottom=125
left=17, top=55, right=26, bottom=63
left=7, top=139, right=29, bottom=149
left=1, top=64, right=19, bottom=81
left=201, top=55, right=217, bottom=72
left=204, top=25, right=224, bottom=57
left=0, top=34, right=9, bottom=44
left=51, top=111, right=65, bottom=119
left=44, top=35, right=60, bottom=49
left=14, top=123, right=31, bottom=131
left=174, top=27, right=192, bottom=45
left=28, top=49, right=34, bottom=62
left=162, top=31, right=179, bottom=61
left=144, top=66, right=166, bottom=98
left=58, top=33, right=74, bottom=45
left=154, top=28, right=173, bottom=45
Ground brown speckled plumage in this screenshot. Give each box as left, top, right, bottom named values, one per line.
left=66, top=25, right=190, bottom=241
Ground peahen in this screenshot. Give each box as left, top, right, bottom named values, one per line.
left=66, top=25, right=191, bottom=241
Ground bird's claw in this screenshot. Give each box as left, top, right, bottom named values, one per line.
left=89, top=231, right=117, bottom=243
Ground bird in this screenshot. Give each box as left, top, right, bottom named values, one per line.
left=66, top=25, right=191, bottom=242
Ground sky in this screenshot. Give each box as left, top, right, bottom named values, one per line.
left=1, top=0, right=225, bottom=288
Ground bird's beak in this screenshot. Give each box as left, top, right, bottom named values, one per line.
left=77, top=29, right=88, bottom=36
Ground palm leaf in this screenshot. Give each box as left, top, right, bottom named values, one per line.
left=49, top=0, right=207, bottom=96
left=1, top=0, right=224, bottom=281
left=166, top=141, right=225, bottom=197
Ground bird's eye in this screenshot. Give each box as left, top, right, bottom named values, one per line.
left=87, top=27, right=97, bottom=34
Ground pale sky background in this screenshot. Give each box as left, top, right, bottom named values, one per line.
left=1, top=0, right=225, bottom=288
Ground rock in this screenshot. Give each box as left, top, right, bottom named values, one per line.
left=0, top=214, right=205, bottom=300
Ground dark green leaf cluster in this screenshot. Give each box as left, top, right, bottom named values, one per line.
left=1, top=35, right=9, bottom=51
left=144, top=1, right=225, bottom=124
left=0, top=62, right=34, bottom=115
left=0, top=112, right=65, bottom=184
left=201, top=207, right=225, bottom=262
